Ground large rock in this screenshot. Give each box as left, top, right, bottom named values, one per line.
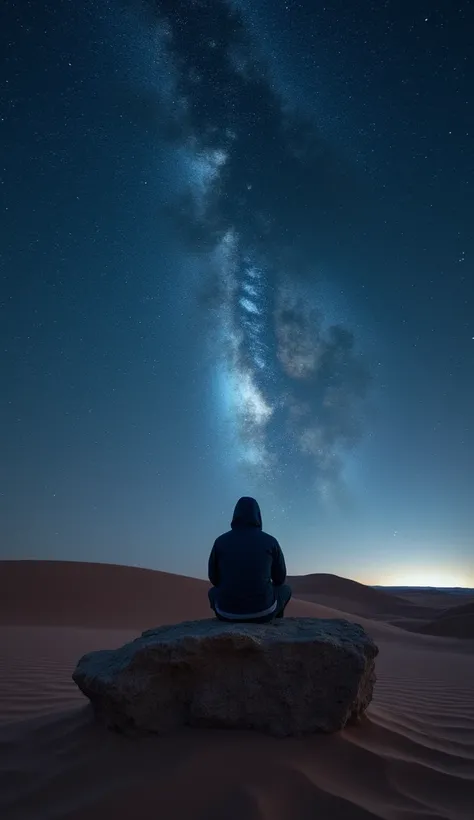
left=72, top=617, right=378, bottom=736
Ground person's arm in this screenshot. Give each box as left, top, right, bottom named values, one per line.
left=271, top=539, right=287, bottom=586
left=208, top=540, right=219, bottom=586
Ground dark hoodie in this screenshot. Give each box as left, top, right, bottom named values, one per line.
left=208, top=497, right=287, bottom=618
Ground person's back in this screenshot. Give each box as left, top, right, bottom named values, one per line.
left=208, top=496, right=291, bottom=622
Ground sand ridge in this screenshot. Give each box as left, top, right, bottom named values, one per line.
left=0, top=560, right=473, bottom=819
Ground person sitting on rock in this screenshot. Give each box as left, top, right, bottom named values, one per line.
left=208, top=496, right=292, bottom=623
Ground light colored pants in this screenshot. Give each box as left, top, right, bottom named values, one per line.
left=208, top=584, right=292, bottom=623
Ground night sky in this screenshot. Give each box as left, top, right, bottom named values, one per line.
left=2, top=0, right=473, bottom=586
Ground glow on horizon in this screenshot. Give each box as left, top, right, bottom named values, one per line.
left=290, top=560, right=474, bottom=589
left=373, top=568, right=474, bottom=589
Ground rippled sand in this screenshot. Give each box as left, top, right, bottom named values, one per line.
left=1, top=561, right=473, bottom=820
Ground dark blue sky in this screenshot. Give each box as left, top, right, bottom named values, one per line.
left=2, top=0, right=473, bottom=586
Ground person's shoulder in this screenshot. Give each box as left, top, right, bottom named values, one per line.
left=214, top=530, right=232, bottom=545
left=260, top=530, right=280, bottom=547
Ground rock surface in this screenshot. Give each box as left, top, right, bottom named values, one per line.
left=72, top=617, right=378, bottom=736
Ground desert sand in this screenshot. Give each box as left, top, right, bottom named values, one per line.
left=1, top=560, right=473, bottom=820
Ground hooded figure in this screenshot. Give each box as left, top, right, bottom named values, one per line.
left=208, top=496, right=292, bottom=623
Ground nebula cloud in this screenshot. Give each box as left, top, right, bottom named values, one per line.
left=147, top=0, right=371, bottom=498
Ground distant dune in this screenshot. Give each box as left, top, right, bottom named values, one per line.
left=379, top=586, right=474, bottom=608
left=436, top=599, right=474, bottom=619
left=421, top=612, right=474, bottom=638
left=289, top=573, right=408, bottom=608
left=0, top=560, right=460, bottom=629
left=0, top=560, right=211, bottom=629
left=0, top=560, right=400, bottom=636
left=1, top=560, right=473, bottom=820
left=287, top=572, right=441, bottom=620
left=420, top=600, right=474, bottom=638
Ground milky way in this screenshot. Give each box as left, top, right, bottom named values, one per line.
left=149, top=0, right=370, bottom=500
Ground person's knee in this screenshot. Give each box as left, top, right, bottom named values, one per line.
left=275, top=583, right=291, bottom=614
left=208, top=587, right=217, bottom=609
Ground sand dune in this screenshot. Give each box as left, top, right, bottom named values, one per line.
left=288, top=572, right=409, bottom=608
left=411, top=600, right=474, bottom=639
left=0, top=560, right=211, bottom=629
left=436, top=600, right=474, bottom=620
left=1, top=560, right=473, bottom=820
left=378, top=587, right=474, bottom=609
left=421, top=608, right=474, bottom=639
left=287, top=572, right=440, bottom=620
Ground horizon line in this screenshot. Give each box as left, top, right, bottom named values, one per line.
left=1, top=558, right=473, bottom=590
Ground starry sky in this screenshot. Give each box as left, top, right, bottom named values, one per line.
left=2, top=0, right=473, bottom=586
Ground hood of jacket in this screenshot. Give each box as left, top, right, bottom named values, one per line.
left=231, top=496, right=262, bottom=529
